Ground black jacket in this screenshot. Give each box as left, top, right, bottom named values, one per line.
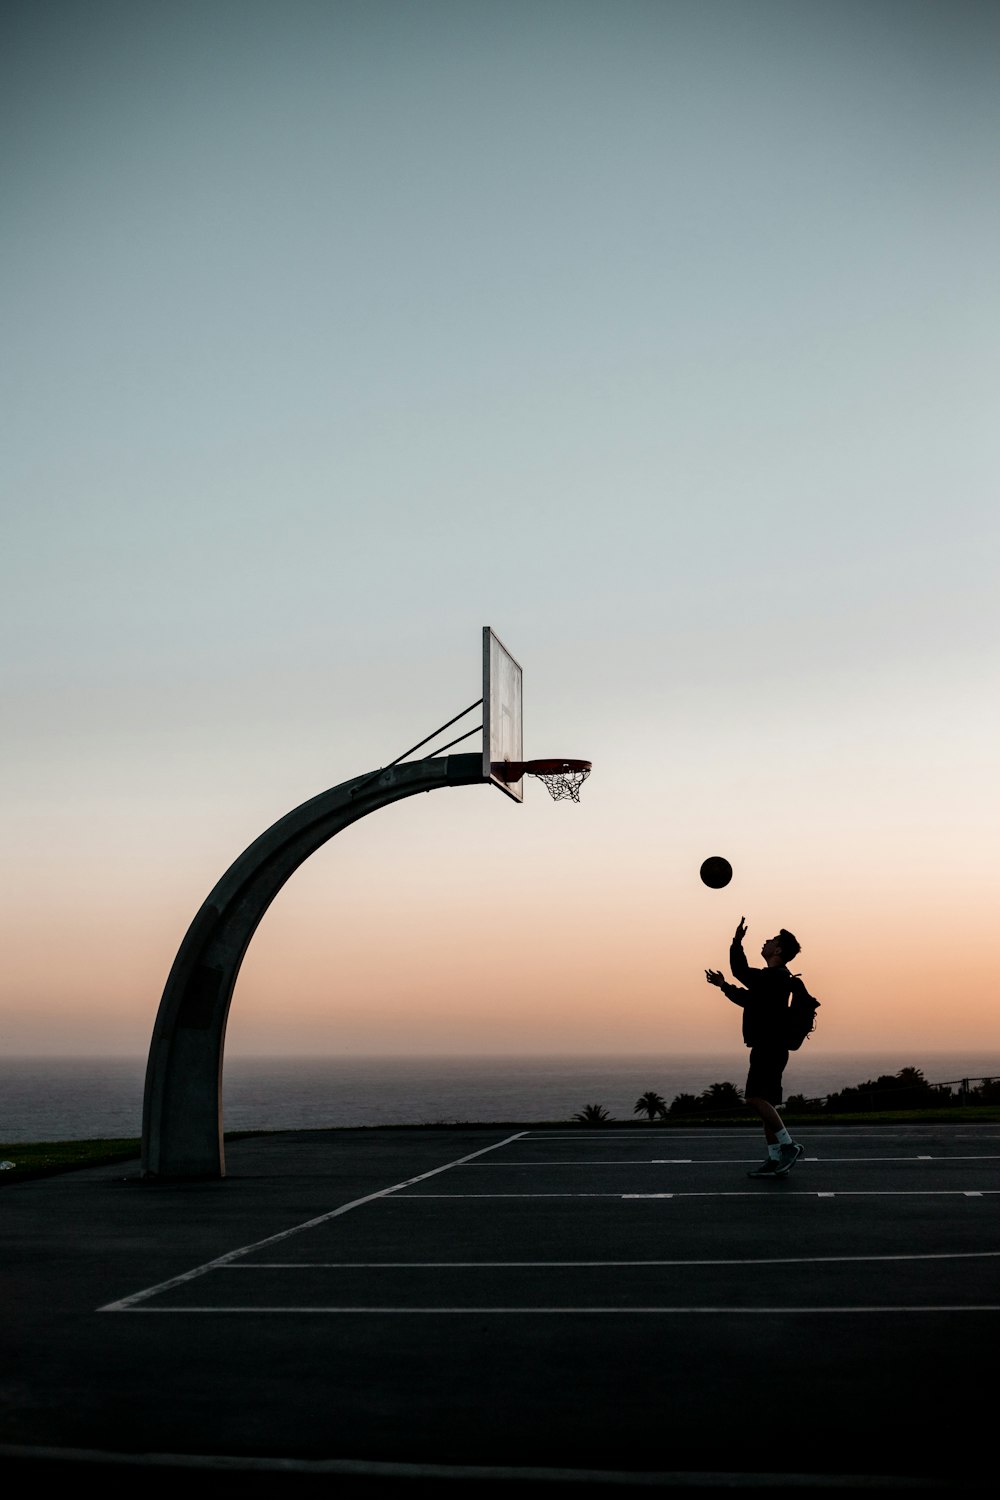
left=720, top=938, right=793, bottom=1048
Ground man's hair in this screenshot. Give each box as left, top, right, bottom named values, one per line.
left=777, top=929, right=801, bottom=962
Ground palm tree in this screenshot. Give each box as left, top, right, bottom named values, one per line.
left=699, top=1080, right=743, bottom=1112
left=634, top=1091, right=667, bottom=1121
left=573, top=1103, right=611, bottom=1124
left=895, top=1067, right=928, bottom=1089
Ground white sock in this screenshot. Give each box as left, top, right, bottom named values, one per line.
left=768, top=1144, right=782, bottom=1160
left=776, top=1128, right=793, bottom=1147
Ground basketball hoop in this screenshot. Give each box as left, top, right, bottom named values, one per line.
left=500, top=759, right=592, bottom=803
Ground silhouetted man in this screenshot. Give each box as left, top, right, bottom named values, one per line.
left=705, top=917, right=803, bottom=1178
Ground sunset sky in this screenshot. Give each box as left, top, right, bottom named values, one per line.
left=3, top=0, right=998, bottom=1062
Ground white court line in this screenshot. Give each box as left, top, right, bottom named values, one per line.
left=461, top=1156, right=1000, bottom=1165
left=668, top=1155, right=1000, bottom=1163
left=524, top=1129, right=989, bottom=1137
left=624, top=1191, right=1000, bottom=1200
left=98, top=1132, right=527, bottom=1312
left=223, top=1250, right=1000, bottom=1268
left=116, top=1304, right=1000, bottom=1315
left=395, top=1190, right=1000, bottom=1199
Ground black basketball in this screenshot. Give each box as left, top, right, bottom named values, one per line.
left=700, top=856, right=733, bottom=889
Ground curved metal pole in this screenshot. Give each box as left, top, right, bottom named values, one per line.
left=141, top=753, right=484, bottom=1178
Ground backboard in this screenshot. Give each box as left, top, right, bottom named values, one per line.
left=483, top=626, right=523, bottom=802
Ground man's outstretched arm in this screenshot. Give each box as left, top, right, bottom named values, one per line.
left=729, top=915, right=753, bottom=985
left=705, top=969, right=749, bottom=1007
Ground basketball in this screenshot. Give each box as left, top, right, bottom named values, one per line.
left=700, top=856, right=733, bottom=889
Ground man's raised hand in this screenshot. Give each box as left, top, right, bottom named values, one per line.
left=733, top=916, right=747, bottom=943
left=705, top=969, right=725, bottom=988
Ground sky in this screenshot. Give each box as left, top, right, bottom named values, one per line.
left=2, top=0, right=998, bottom=1061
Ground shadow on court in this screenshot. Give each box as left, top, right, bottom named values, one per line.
left=2, top=1125, right=996, bottom=1495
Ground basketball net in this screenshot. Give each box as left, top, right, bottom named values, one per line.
left=527, top=766, right=591, bottom=803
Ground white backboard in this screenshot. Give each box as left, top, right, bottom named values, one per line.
left=483, top=627, right=523, bottom=802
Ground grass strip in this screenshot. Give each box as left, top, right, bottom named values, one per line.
left=0, top=1139, right=141, bottom=1182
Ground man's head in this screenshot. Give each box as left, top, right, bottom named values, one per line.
left=761, top=929, right=801, bottom=966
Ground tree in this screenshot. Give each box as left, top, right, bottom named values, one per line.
left=634, top=1091, right=667, bottom=1121
left=573, top=1104, right=611, bottom=1124
left=825, top=1080, right=877, bottom=1113
left=668, top=1092, right=701, bottom=1117
left=825, top=1067, right=949, bottom=1113
left=699, top=1081, right=743, bottom=1112
left=896, top=1067, right=927, bottom=1088
left=974, top=1078, right=1000, bottom=1105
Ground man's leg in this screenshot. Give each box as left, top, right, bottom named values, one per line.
left=746, top=1094, right=803, bottom=1177
left=746, top=1094, right=784, bottom=1141
left=744, top=1091, right=781, bottom=1176
left=745, top=1051, right=788, bottom=1148
left=745, top=1050, right=802, bottom=1178
left=746, top=1096, right=802, bottom=1176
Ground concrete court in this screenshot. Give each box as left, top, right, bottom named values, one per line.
left=1, top=1122, right=998, bottom=1495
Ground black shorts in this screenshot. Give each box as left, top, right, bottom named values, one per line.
left=745, top=1046, right=789, bottom=1106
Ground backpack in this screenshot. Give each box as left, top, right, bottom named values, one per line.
left=786, top=975, right=820, bottom=1050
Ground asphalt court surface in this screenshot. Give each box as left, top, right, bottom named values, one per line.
left=3, top=1123, right=998, bottom=1488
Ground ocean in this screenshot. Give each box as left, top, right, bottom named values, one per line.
left=2, top=1052, right=999, bottom=1142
